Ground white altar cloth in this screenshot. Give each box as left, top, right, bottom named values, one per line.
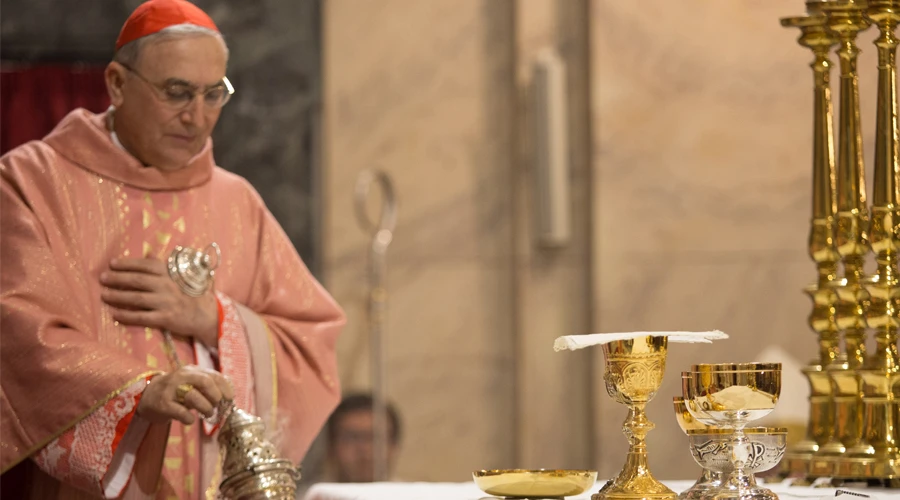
left=304, top=479, right=897, bottom=500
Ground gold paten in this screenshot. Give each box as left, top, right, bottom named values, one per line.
left=472, top=469, right=598, bottom=499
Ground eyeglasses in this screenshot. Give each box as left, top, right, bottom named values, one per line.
left=120, top=62, right=234, bottom=110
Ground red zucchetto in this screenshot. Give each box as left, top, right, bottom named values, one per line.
left=115, top=0, right=219, bottom=51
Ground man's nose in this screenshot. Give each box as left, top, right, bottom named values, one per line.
left=179, top=96, right=206, bottom=127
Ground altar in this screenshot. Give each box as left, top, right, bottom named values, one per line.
left=304, top=0, right=900, bottom=499
left=303, top=479, right=892, bottom=500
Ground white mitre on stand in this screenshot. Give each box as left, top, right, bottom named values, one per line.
left=553, top=330, right=729, bottom=351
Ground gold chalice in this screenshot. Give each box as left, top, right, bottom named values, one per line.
left=594, top=335, right=676, bottom=500
left=684, top=363, right=782, bottom=500
left=674, top=396, right=723, bottom=500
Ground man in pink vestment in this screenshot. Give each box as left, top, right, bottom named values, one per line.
left=0, top=0, right=345, bottom=498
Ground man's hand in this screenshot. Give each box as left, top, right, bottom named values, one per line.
left=137, top=366, right=234, bottom=425
left=100, top=258, right=218, bottom=347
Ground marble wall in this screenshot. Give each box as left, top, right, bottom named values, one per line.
left=322, top=0, right=519, bottom=480
left=0, top=0, right=322, bottom=271
left=323, top=0, right=885, bottom=484
left=588, top=0, right=881, bottom=480
left=322, top=0, right=597, bottom=481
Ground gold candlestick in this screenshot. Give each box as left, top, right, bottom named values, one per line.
left=594, top=336, right=675, bottom=500
left=780, top=5, right=842, bottom=479
left=781, top=0, right=900, bottom=487
left=838, top=0, right=900, bottom=484
left=808, top=0, right=873, bottom=479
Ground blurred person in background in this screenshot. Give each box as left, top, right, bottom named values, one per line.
left=326, top=393, right=403, bottom=483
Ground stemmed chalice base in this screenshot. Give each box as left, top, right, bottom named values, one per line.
left=683, top=363, right=782, bottom=500
left=685, top=428, right=787, bottom=500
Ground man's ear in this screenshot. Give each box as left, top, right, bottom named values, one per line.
left=105, top=62, right=127, bottom=107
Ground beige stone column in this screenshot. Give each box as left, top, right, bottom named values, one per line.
left=322, top=0, right=519, bottom=480
left=511, top=0, right=595, bottom=470
left=321, top=0, right=597, bottom=480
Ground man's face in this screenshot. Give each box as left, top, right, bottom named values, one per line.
left=108, top=35, right=227, bottom=171
left=330, top=410, right=398, bottom=482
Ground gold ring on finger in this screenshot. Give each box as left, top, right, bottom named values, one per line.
left=175, top=383, right=194, bottom=405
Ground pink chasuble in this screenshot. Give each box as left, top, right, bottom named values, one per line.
left=0, top=109, right=345, bottom=499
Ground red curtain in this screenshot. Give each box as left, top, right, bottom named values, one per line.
left=1, top=65, right=109, bottom=155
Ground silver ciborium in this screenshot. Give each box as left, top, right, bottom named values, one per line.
left=676, top=393, right=787, bottom=500
left=683, top=363, right=782, bottom=500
